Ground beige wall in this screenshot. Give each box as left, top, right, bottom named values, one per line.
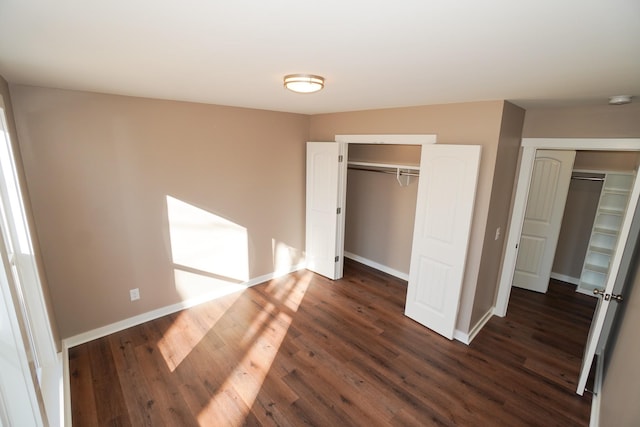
left=0, top=78, right=60, bottom=345
left=10, top=85, right=310, bottom=338
left=573, top=150, right=640, bottom=172
left=310, top=101, right=514, bottom=333
left=471, top=101, right=525, bottom=325
left=553, top=176, right=602, bottom=279
left=600, top=249, right=640, bottom=426
left=523, top=103, right=640, bottom=138
left=345, top=145, right=420, bottom=273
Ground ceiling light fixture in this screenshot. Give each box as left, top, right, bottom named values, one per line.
left=608, top=95, right=632, bottom=105
left=284, top=74, right=324, bottom=93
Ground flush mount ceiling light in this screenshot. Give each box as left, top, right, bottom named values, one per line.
left=609, top=95, right=632, bottom=105
left=284, top=74, right=324, bottom=93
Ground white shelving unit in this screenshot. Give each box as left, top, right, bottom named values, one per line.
left=578, top=172, right=635, bottom=295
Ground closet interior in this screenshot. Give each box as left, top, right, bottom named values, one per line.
left=344, top=144, right=421, bottom=279
left=552, top=151, right=640, bottom=296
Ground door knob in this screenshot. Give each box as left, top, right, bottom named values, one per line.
left=593, top=288, right=605, bottom=297
left=611, top=293, right=624, bottom=302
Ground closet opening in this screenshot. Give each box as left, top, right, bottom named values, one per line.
left=344, top=143, right=421, bottom=281
left=306, top=135, right=481, bottom=340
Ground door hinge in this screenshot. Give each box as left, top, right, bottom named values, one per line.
left=335, top=256, right=339, bottom=262
left=338, top=155, right=344, bottom=163
left=337, top=207, right=341, bottom=214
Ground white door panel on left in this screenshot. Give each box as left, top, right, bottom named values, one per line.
left=305, top=142, right=347, bottom=280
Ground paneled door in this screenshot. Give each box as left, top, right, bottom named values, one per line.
left=404, top=145, right=481, bottom=339
left=305, top=142, right=347, bottom=280
left=513, top=150, right=575, bottom=293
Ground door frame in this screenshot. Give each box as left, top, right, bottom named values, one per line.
left=495, top=138, right=640, bottom=317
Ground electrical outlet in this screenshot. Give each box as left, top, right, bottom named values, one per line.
left=130, top=288, right=140, bottom=301
left=495, top=227, right=501, bottom=241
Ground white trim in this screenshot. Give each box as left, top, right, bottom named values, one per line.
left=454, top=307, right=493, bottom=345
left=335, top=134, right=437, bottom=145
left=62, top=263, right=306, bottom=348
left=62, top=346, right=70, bottom=427
left=550, top=272, right=580, bottom=286
left=522, top=138, right=640, bottom=150
left=495, top=146, right=536, bottom=316
left=589, top=352, right=604, bottom=427
left=0, top=99, right=58, bottom=366
left=344, top=251, right=409, bottom=281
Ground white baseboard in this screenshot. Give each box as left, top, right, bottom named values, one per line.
left=589, top=352, right=604, bottom=427
left=454, top=307, right=494, bottom=345
left=62, top=263, right=306, bottom=349
left=550, top=272, right=580, bottom=286
left=344, top=251, right=409, bottom=281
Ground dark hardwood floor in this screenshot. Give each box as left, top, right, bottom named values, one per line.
left=69, top=260, right=597, bottom=426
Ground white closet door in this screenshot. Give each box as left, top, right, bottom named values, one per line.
left=577, top=170, right=640, bottom=395
left=513, top=150, right=575, bottom=293
left=305, top=142, right=347, bottom=279
left=405, top=144, right=481, bottom=339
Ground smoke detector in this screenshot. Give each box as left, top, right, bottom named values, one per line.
left=608, top=95, right=632, bottom=105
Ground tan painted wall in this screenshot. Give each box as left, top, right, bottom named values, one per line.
left=573, top=150, right=640, bottom=171
left=310, top=101, right=510, bottom=333
left=553, top=176, right=602, bottom=279
left=471, top=101, right=525, bottom=325
left=522, top=103, right=640, bottom=138
left=10, top=85, right=309, bottom=339
left=0, top=78, right=60, bottom=346
left=345, top=145, right=420, bottom=273
left=600, top=250, right=640, bottom=426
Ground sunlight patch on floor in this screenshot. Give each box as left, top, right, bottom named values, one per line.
left=197, top=272, right=313, bottom=425
left=157, top=289, right=243, bottom=372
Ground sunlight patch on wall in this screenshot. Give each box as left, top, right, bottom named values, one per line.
left=271, top=239, right=301, bottom=277
left=197, top=271, right=313, bottom=425
left=167, top=195, right=250, bottom=300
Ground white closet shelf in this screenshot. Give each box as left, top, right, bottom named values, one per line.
left=593, top=226, right=619, bottom=236
left=584, top=263, right=609, bottom=274
left=589, top=245, right=614, bottom=255
left=347, top=160, right=420, bottom=171
left=599, top=207, right=625, bottom=215
left=578, top=171, right=635, bottom=294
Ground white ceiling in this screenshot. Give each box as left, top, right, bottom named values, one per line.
left=0, top=1, right=638, bottom=115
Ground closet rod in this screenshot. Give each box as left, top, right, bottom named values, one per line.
left=347, top=165, right=420, bottom=177
left=571, top=176, right=604, bottom=182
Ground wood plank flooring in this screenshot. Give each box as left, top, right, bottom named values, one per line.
left=69, top=260, right=596, bottom=426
